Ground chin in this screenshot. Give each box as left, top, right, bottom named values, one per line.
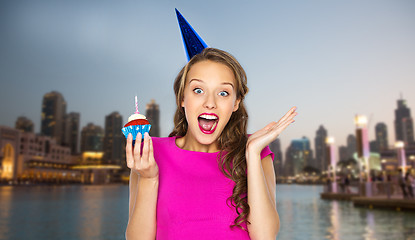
left=191, top=127, right=223, bottom=146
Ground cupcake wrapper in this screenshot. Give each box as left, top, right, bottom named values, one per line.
left=121, top=124, right=152, bottom=140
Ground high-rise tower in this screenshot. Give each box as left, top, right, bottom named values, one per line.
left=15, top=116, right=34, bottom=133
left=63, top=112, right=80, bottom=154
left=146, top=99, right=160, bottom=137
left=103, top=112, right=124, bottom=165
left=394, top=98, right=415, bottom=148
left=375, top=122, right=388, bottom=151
left=81, top=123, right=104, bottom=152
left=41, top=91, right=67, bottom=144
left=284, top=137, right=313, bottom=176
left=314, top=125, right=328, bottom=171
left=346, top=134, right=357, bottom=159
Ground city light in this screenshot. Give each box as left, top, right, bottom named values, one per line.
left=325, top=137, right=335, bottom=144
left=394, top=141, right=404, bottom=148
left=354, top=115, right=368, bottom=128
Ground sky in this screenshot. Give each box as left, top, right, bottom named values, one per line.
left=1, top=0, right=414, bottom=159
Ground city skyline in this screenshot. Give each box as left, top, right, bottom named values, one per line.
left=1, top=0, right=414, bottom=153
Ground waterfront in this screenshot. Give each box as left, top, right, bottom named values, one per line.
left=1, top=184, right=415, bottom=240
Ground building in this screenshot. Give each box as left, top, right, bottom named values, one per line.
left=80, top=123, right=104, bottom=153
left=314, top=125, right=328, bottom=171
left=0, top=127, right=20, bottom=181
left=375, top=122, right=388, bottom=151
left=63, top=112, right=80, bottom=155
left=103, top=112, right=124, bottom=165
left=146, top=99, right=160, bottom=137
left=370, top=140, right=379, bottom=153
left=394, top=98, right=415, bottom=148
left=338, top=146, right=348, bottom=162
left=284, top=137, right=313, bottom=176
left=347, top=134, right=357, bottom=159
left=41, top=91, right=67, bottom=144
left=0, top=125, right=80, bottom=183
left=15, top=116, right=34, bottom=133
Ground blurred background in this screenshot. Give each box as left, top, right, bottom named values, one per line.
left=1, top=0, right=415, bottom=239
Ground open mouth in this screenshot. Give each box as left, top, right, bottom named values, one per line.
left=198, top=113, right=219, bottom=134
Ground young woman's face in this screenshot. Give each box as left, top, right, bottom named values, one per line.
left=182, top=60, right=241, bottom=145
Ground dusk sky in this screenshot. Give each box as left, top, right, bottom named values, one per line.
left=1, top=0, right=414, bottom=158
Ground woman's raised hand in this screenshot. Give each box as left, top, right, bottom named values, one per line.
left=125, top=132, right=159, bottom=179
left=247, top=107, right=298, bottom=156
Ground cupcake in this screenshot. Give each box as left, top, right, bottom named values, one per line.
left=121, top=97, right=152, bottom=142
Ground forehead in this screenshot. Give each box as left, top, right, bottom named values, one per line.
left=186, top=60, right=236, bottom=85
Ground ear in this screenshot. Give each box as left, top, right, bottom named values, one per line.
left=181, top=99, right=184, bottom=107
left=233, top=98, right=241, bottom=112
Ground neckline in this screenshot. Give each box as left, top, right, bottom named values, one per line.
left=172, top=136, right=221, bottom=155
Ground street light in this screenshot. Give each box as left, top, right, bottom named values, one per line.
left=354, top=114, right=370, bottom=183
left=355, top=114, right=372, bottom=197
left=326, top=136, right=337, bottom=193
left=395, top=141, right=406, bottom=176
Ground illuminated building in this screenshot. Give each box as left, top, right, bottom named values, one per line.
left=375, top=122, right=388, bottom=152
left=0, top=125, right=80, bottom=183
left=146, top=99, right=160, bottom=137
left=314, top=125, right=328, bottom=171
left=63, top=112, right=80, bottom=155
left=0, top=127, right=20, bottom=181
left=284, top=137, right=313, bottom=176
left=41, top=91, right=67, bottom=144
left=394, top=98, right=415, bottom=148
left=15, top=116, right=34, bottom=133
left=80, top=123, right=104, bottom=153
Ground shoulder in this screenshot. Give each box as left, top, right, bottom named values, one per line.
left=148, top=136, right=175, bottom=150
left=150, top=136, right=173, bottom=144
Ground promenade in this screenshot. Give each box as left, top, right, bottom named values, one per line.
left=320, top=182, right=415, bottom=211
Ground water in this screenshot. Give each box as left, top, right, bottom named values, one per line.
left=276, top=184, right=415, bottom=240
left=1, top=184, right=415, bottom=240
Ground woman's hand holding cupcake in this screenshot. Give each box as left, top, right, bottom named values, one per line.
left=125, top=132, right=159, bottom=180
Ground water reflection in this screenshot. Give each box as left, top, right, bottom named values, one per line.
left=77, top=186, right=104, bottom=239
left=327, top=201, right=340, bottom=240
left=0, top=186, right=12, bottom=239
left=1, top=184, right=415, bottom=240
left=276, top=184, right=415, bottom=240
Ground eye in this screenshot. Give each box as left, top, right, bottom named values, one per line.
left=218, top=91, right=229, bottom=97
left=193, top=88, right=204, bottom=94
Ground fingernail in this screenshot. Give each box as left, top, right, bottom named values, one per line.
left=144, top=132, right=149, bottom=138
left=128, top=133, right=132, bottom=139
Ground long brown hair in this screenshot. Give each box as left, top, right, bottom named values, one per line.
left=169, top=48, right=250, bottom=231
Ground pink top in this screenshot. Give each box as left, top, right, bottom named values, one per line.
left=152, top=136, right=274, bottom=239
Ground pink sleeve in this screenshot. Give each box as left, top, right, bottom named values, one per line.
left=260, top=145, right=274, bottom=161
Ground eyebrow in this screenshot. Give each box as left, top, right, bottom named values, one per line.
left=189, top=78, right=235, bottom=89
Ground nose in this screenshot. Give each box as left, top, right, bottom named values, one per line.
left=203, top=93, right=217, bottom=109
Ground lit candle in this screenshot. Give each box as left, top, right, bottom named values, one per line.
left=135, top=96, right=139, bottom=114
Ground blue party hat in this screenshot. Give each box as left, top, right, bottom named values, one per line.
left=175, top=8, right=208, bottom=61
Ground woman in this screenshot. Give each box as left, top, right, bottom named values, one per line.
left=125, top=48, right=297, bottom=239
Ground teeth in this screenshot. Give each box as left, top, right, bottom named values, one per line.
left=199, top=114, right=218, bottom=120
left=210, top=121, right=217, bottom=131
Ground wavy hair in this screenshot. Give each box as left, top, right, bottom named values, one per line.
left=169, top=48, right=250, bottom=231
